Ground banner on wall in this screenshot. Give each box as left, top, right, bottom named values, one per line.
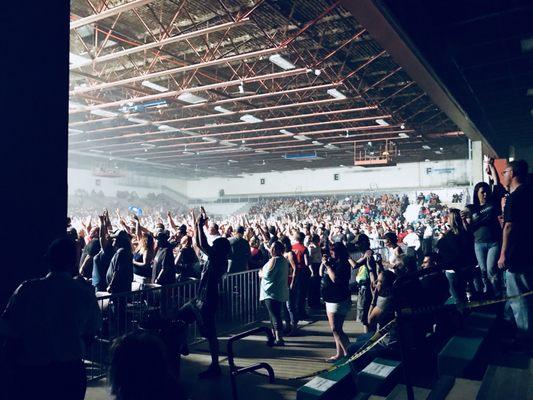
left=426, top=167, right=455, bottom=175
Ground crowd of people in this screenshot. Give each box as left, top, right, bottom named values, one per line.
left=1, top=158, right=531, bottom=400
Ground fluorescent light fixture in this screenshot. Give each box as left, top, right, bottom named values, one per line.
left=312, top=140, right=323, bottom=145
left=134, top=157, right=148, bottom=161
left=220, top=140, right=238, bottom=147
left=398, top=132, right=409, bottom=138
left=268, top=54, right=296, bottom=70
left=177, top=92, right=207, bottom=104
left=375, top=119, right=390, bottom=126
left=327, top=88, right=347, bottom=99
left=280, top=129, right=294, bottom=136
left=434, top=151, right=442, bottom=155
left=240, top=114, right=263, bottom=123
left=157, top=125, right=175, bottom=131
left=294, top=135, right=311, bottom=141
left=214, top=106, right=232, bottom=113
left=127, top=117, right=148, bottom=124
left=521, top=37, right=533, bottom=53
left=324, top=144, right=339, bottom=150
left=422, top=145, right=431, bottom=150
left=89, top=149, right=104, bottom=153
left=202, top=137, right=218, bottom=143
left=90, top=109, right=117, bottom=117
left=228, top=159, right=238, bottom=163
left=69, top=52, right=91, bottom=67
left=255, top=150, right=269, bottom=154
left=182, top=151, right=195, bottom=155
left=180, top=163, right=191, bottom=166
left=140, top=143, right=156, bottom=148
left=141, top=80, right=168, bottom=92
left=68, top=128, right=84, bottom=134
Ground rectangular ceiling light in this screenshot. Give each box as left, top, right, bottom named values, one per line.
left=312, top=140, right=324, bottom=145
left=134, top=157, right=148, bottom=161
left=240, top=114, right=263, bottom=123
left=140, top=143, right=156, bottom=148
left=127, top=117, right=148, bottom=124
left=177, top=92, right=207, bottom=104
left=398, top=132, right=409, bottom=138
left=255, top=150, right=269, bottom=154
left=141, top=80, right=169, bottom=92
left=434, top=150, right=442, bottom=154
left=324, top=144, right=339, bottom=149
left=294, top=135, right=311, bottom=141
left=269, top=54, right=296, bottom=70
left=327, top=88, right=347, bottom=99
left=422, top=145, right=431, bottom=150
left=214, top=106, right=232, bottom=113
left=90, top=109, right=118, bottom=117
left=68, top=128, right=84, bottom=134
left=220, top=140, right=238, bottom=147
left=228, top=159, right=239, bottom=163
left=157, top=125, right=175, bottom=131
left=280, top=129, right=294, bottom=136
left=89, top=149, right=104, bottom=153
left=375, top=118, right=390, bottom=126
left=202, top=137, right=218, bottom=143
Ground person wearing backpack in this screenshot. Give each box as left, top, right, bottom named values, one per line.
left=292, top=232, right=312, bottom=320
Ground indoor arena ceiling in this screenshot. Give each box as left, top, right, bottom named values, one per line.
left=68, top=0, right=470, bottom=178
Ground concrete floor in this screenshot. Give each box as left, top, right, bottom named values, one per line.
left=86, top=307, right=366, bottom=400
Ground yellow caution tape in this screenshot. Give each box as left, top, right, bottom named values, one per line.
left=288, top=319, right=395, bottom=380
left=289, top=290, right=533, bottom=380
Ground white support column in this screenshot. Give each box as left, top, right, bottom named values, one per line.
left=471, top=140, right=484, bottom=185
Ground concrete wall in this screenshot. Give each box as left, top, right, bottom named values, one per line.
left=186, top=159, right=471, bottom=200
left=68, top=168, right=188, bottom=198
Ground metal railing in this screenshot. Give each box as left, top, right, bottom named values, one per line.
left=84, top=269, right=262, bottom=381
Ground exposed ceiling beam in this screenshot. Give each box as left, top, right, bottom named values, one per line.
left=70, top=46, right=284, bottom=95
left=70, top=0, right=157, bottom=30
left=69, top=68, right=310, bottom=113
left=70, top=19, right=250, bottom=69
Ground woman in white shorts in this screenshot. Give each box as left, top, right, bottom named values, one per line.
left=320, top=242, right=352, bottom=362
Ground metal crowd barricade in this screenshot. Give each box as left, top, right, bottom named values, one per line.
left=84, top=269, right=262, bottom=381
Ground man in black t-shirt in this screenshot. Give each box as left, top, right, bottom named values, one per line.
left=498, top=159, right=533, bottom=341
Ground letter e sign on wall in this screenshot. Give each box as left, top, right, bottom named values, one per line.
left=334, top=174, right=339, bottom=181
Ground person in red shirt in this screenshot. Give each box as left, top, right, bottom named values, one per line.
left=291, top=232, right=312, bottom=321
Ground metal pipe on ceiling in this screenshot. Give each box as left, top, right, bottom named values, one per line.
left=70, top=114, right=392, bottom=148
left=70, top=19, right=251, bottom=69
left=69, top=68, right=310, bottom=113
left=70, top=46, right=284, bottom=95
left=70, top=0, right=157, bottom=30
left=85, top=104, right=375, bottom=134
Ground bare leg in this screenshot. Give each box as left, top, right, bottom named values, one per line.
left=333, top=313, right=350, bottom=356
left=326, top=311, right=341, bottom=360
